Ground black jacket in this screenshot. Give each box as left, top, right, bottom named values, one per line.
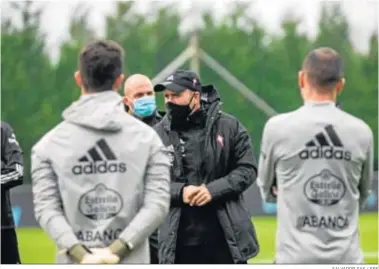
left=142, top=110, right=165, bottom=127
left=1, top=121, right=24, bottom=229
left=154, top=85, right=260, bottom=264
left=141, top=110, right=165, bottom=259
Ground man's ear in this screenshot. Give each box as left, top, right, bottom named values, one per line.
left=298, top=70, right=305, bottom=90
left=74, top=71, right=83, bottom=89
left=196, top=92, right=201, bottom=106
left=123, top=96, right=133, bottom=114
left=336, top=78, right=345, bottom=95
left=123, top=95, right=130, bottom=105
left=113, top=74, right=125, bottom=91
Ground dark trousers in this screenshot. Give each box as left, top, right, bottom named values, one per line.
left=150, top=243, right=159, bottom=264
left=1, top=228, right=21, bottom=264
left=175, top=241, right=246, bottom=264
left=149, top=232, right=159, bottom=264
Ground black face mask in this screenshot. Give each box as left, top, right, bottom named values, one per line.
left=166, top=94, right=195, bottom=124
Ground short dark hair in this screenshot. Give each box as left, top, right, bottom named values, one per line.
left=302, top=47, right=344, bottom=91
left=78, top=40, right=124, bottom=92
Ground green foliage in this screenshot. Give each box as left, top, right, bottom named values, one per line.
left=1, top=2, right=55, bottom=173
left=1, top=3, right=377, bottom=182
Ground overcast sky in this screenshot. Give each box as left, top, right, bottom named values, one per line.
left=2, top=0, right=378, bottom=61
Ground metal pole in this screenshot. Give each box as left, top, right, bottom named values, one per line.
left=152, top=47, right=194, bottom=85
left=200, top=49, right=278, bottom=117
left=190, top=31, right=200, bottom=76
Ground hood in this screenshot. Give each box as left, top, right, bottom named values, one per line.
left=200, top=84, right=222, bottom=118
left=62, top=91, right=125, bottom=132
left=200, top=84, right=221, bottom=105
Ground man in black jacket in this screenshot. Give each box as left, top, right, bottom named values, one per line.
left=1, top=121, right=24, bottom=264
left=153, top=70, right=259, bottom=264
left=123, top=74, right=164, bottom=264
left=123, top=74, right=164, bottom=128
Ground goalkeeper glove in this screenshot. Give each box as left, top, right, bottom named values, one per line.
left=91, top=248, right=120, bottom=264
left=63, top=244, right=118, bottom=264
left=90, top=239, right=132, bottom=264
left=89, top=248, right=120, bottom=264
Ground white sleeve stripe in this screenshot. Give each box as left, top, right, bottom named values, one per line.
left=1, top=171, right=22, bottom=183
left=1, top=171, right=18, bottom=180
left=16, top=164, right=23, bottom=176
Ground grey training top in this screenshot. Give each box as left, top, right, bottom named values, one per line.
left=257, top=101, right=374, bottom=264
left=31, top=91, right=170, bottom=264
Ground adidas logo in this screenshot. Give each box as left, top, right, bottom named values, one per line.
left=299, top=125, right=352, bottom=161
left=72, top=139, right=127, bottom=175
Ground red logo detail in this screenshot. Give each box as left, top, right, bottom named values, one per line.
left=193, top=78, right=197, bottom=86
left=216, top=135, right=224, bottom=148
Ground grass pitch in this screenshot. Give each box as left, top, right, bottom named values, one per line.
left=16, top=213, right=378, bottom=264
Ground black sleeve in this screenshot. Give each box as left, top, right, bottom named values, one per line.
left=170, top=182, right=186, bottom=206
left=153, top=120, right=187, bottom=206
left=1, top=122, right=24, bottom=190
left=206, top=119, right=257, bottom=201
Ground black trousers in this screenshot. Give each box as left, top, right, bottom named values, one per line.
left=1, top=228, right=21, bottom=264
left=150, top=243, right=159, bottom=264
left=175, top=241, right=246, bottom=264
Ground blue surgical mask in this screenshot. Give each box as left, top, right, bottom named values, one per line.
left=133, top=96, right=156, bottom=118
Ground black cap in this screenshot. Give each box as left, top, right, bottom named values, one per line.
left=154, top=70, right=202, bottom=93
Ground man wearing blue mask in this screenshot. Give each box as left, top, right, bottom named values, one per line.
left=31, top=40, right=170, bottom=265
left=123, top=74, right=165, bottom=128
left=123, top=74, right=165, bottom=264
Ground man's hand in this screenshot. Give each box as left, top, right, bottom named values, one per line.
left=190, top=184, right=212, bottom=206
left=271, top=186, right=278, bottom=197
left=60, top=244, right=120, bottom=264
left=183, top=185, right=200, bottom=204
left=88, top=248, right=120, bottom=264
left=80, top=253, right=111, bottom=264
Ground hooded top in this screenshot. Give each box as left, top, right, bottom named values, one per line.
left=62, top=91, right=127, bottom=132
left=258, top=101, right=374, bottom=263
left=31, top=91, right=170, bottom=264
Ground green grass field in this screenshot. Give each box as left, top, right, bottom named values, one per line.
left=17, top=213, right=378, bottom=264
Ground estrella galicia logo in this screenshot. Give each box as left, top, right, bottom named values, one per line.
left=72, top=139, right=127, bottom=175
left=304, top=169, right=346, bottom=206
left=299, top=124, right=351, bottom=161
left=78, top=184, right=123, bottom=221
left=12, top=206, right=22, bottom=227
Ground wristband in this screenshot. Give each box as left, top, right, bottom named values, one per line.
left=67, top=244, right=92, bottom=263
left=108, top=239, right=131, bottom=259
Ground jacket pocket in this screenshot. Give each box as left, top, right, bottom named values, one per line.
left=224, top=199, right=259, bottom=259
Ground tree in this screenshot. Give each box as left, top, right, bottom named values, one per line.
left=362, top=32, right=378, bottom=159
left=51, top=5, right=98, bottom=115
left=1, top=1, right=54, bottom=181
left=2, top=2, right=377, bottom=180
